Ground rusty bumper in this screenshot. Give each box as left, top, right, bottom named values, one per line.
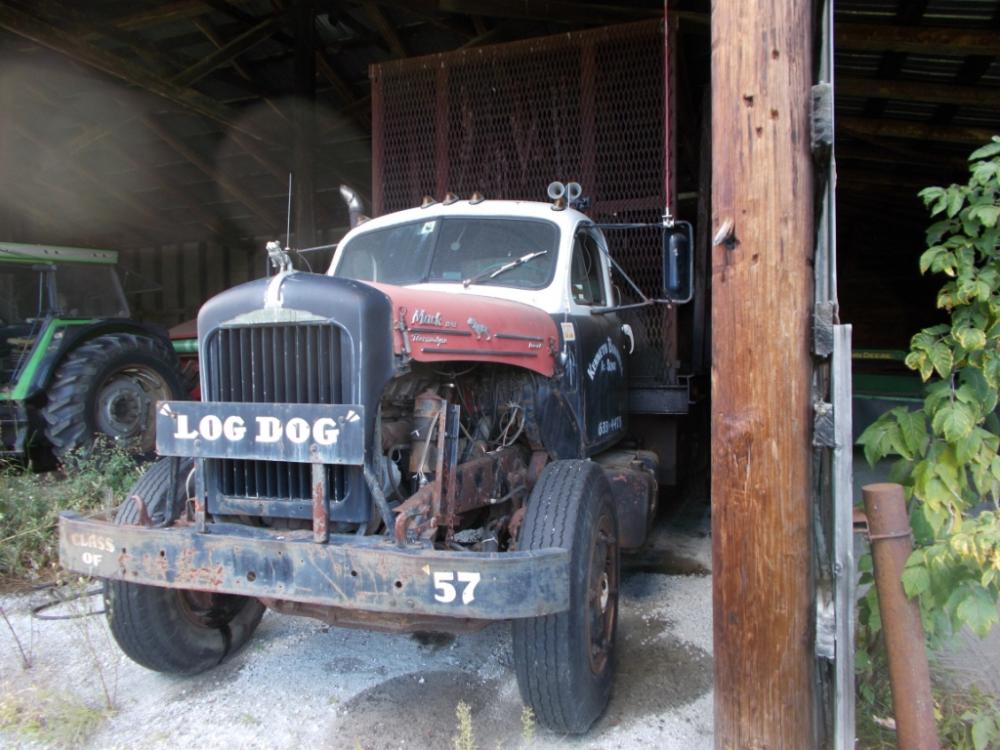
left=59, top=512, right=570, bottom=620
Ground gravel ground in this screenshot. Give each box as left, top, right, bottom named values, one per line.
left=0, top=517, right=713, bottom=750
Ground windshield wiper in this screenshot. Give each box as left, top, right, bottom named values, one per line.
left=462, top=250, right=548, bottom=288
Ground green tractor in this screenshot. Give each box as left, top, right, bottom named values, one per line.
left=0, top=242, right=185, bottom=462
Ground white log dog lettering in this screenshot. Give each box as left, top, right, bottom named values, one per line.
left=172, top=412, right=343, bottom=444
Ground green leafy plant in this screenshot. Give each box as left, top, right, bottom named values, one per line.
left=857, top=136, right=1000, bottom=749
left=0, top=439, right=139, bottom=583
left=858, top=136, right=1000, bottom=642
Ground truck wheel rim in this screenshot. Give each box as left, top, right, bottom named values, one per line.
left=587, top=513, right=618, bottom=675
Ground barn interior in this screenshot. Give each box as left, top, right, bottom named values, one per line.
left=1, top=0, right=995, bottom=345
left=1, top=2, right=997, bottom=745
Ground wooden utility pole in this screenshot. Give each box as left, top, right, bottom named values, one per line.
left=710, top=1, right=816, bottom=747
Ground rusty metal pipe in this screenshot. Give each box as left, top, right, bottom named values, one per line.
left=862, top=483, right=940, bottom=750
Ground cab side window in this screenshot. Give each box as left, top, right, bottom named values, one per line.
left=570, top=232, right=606, bottom=306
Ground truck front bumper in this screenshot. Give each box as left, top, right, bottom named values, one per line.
left=59, top=513, right=570, bottom=620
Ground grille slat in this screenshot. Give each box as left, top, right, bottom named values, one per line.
left=205, top=323, right=344, bottom=511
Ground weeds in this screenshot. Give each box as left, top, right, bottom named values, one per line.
left=520, top=705, right=536, bottom=746
left=857, top=643, right=1000, bottom=749
left=453, top=700, right=477, bottom=750
left=0, top=685, right=111, bottom=748
left=0, top=440, right=139, bottom=584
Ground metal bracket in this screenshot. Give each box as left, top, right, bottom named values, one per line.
left=810, top=82, right=834, bottom=157
left=813, top=302, right=835, bottom=357
left=813, top=400, right=835, bottom=448
left=816, top=587, right=836, bottom=660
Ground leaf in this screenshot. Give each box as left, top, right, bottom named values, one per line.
left=947, top=188, right=966, bottom=218
left=969, top=139, right=1000, bottom=161
left=972, top=714, right=996, bottom=750
left=956, top=588, right=999, bottom=637
left=910, top=503, right=937, bottom=544
left=971, top=204, right=1000, bottom=228
left=972, top=160, right=999, bottom=186
left=955, top=326, right=988, bottom=351
left=920, top=245, right=951, bottom=275
left=897, top=409, right=928, bottom=456
left=901, top=565, right=930, bottom=598
left=932, top=403, right=975, bottom=442
left=929, top=342, right=954, bottom=378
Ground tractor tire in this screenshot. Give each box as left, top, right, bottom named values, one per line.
left=41, top=332, right=184, bottom=458
left=104, top=457, right=265, bottom=675
left=511, top=460, right=620, bottom=734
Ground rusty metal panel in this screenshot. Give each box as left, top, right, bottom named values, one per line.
left=59, top=512, right=571, bottom=620
left=371, top=20, right=673, bottom=381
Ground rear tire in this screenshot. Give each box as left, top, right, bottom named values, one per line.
left=512, top=460, right=620, bottom=733
left=42, top=332, right=184, bottom=458
left=105, top=457, right=265, bottom=675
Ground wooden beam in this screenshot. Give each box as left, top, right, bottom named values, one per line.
left=193, top=17, right=291, bottom=125
left=106, top=1, right=215, bottom=31
left=18, top=79, right=230, bottom=240
left=836, top=22, right=1000, bottom=56
left=364, top=1, right=408, bottom=58
left=837, top=76, right=1000, bottom=107
left=141, top=115, right=281, bottom=231
left=12, top=122, right=173, bottom=234
left=712, top=1, right=816, bottom=747
left=376, top=0, right=655, bottom=25
left=839, top=116, right=999, bottom=145
left=0, top=3, right=279, bottom=144
left=172, top=15, right=281, bottom=87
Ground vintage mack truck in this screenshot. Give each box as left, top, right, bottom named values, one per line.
left=59, top=184, right=692, bottom=733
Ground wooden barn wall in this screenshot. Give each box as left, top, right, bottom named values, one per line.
left=836, top=198, right=943, bottom=351
left=119, top=230, right=342, bottom=329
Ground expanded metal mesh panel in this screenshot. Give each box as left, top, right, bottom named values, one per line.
left=204, top=323, right=343, bottom=509
left=372, top=20, right=673, bottom=381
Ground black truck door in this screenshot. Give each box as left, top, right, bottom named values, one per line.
left=568, top=228, right=628, bottom=453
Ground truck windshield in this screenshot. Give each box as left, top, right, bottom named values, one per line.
left=332, top=217, right=558, bottom=289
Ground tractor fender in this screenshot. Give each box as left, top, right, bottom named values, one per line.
left=21, top=319, right=174, bottom=401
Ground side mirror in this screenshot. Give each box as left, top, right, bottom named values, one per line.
left=662, top=221, right=694, bottom=304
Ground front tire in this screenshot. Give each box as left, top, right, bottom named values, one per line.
left=105, top=457, right=265, bottom=675
left=512, top=460, right=620, bottom=734
left=42, top=332, right=184, bottom=458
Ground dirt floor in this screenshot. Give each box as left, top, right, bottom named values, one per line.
left=0, top=503, right=714, bottom=749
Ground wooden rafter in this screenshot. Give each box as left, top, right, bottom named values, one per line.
left=364, top=1, right=407, bottom=58
left=12, top=121, right=174, bottom=234
left=0, top=3, right=279, bottom=144
left=142, top=115, right=281, bottom=231
left=172, top=15, right=282, bottom=87
left=374, top=0, right=655, bottom=25
left=18, top=79, right=229, bottom=240
left=103, top=1, right=217, bottom=32
left=838, top=76, right=1000, bottom=108
left=839, top=117, right=998, bottom=146
left=836, top=22, right=1000, bottom=56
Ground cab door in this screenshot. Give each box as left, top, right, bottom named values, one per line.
left=568, top=226, right=628, bottom=453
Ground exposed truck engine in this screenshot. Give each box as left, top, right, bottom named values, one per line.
left=59, top=186, right=693, bottom=733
